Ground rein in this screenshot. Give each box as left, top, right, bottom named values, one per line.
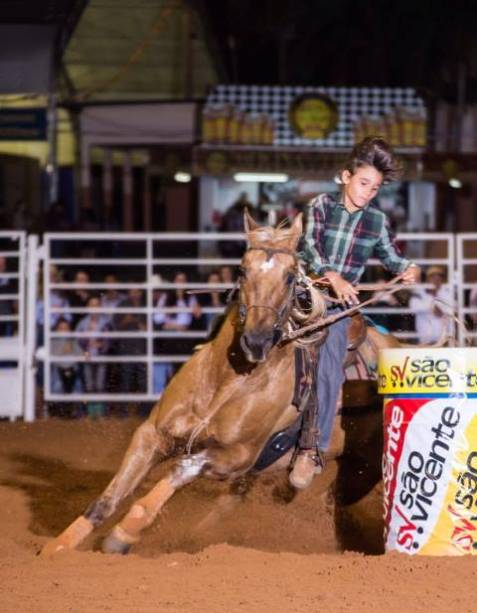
left=283, top=272, right=407, bottom=343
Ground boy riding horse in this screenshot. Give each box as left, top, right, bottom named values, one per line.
left=290, top=136, right=421, bottom=489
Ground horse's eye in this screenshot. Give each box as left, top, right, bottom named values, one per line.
left=237, top=266, right=246, bottom=279
left=286, top=272, right=295, bottom=286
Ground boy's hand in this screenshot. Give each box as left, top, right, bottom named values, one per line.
left=325, top=271, right=359, bottom=305
left=402, top=264, right=421, bottom=285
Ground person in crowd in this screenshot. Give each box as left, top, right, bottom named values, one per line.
left=368, top=275, right=412, bottom=334
left=219, top=264, right=235, bottom=287
left=468, top=286, right=477, bottom=333
left=75, top=294, right=111, bottom=419
left=409, top=265, right=454, bottom=344
left=69, top=269, right=92, bottom=328
left=112, top=288, right=147, bottom=411
left=290, top=136, right=421, bottom=489
left=197, top=271, right=225, bottom=332
left=100, top=273, right=125, bottom=324
left=153, top=271, right=203, bottom=394
left=50, top=317, right=83, bottom=417
left=218, top=192, right=256, bottom=259
left=36, top=264, right=72, bottom=341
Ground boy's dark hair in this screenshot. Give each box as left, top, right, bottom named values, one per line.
left=343, top=136, right=402, bottom=183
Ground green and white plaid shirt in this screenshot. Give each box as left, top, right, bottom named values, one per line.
left=300, top=193, right=411, bottom=284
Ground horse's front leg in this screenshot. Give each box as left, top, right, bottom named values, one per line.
left=102, top=442, right=255, bottom=554
left=102, top=450, right=210, bottom=554
left=41, top=420, right=171, bottom=557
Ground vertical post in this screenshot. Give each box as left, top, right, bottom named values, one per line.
left=183, top=3, right=194, bottom=98
left=46, top=92, right=59, bottom=206
left=103, top=148, right=113, bottom=209
left=123, top=150, right=133, bottom=231
left=25, top=235, right=40, bottom=422
left=146, top=237, right=153, bottom=397
left=80, top=135, right=92, bottom=210
left=143, top=156, right=152, bottom=231
left=103, top=147, right=113, bottom=226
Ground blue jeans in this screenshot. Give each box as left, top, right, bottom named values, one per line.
left=315, top=310, right=350, bottom=451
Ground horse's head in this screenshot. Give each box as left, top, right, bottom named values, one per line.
left=237, top=211, right=303, bottom=363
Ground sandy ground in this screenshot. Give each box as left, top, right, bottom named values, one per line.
left=0, top=411, right=476, bottom=613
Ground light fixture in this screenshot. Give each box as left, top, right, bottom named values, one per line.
left=233, top=172, right=289, bottom=183
left=448, top=178, right=462, bottom=189
left=174, top=171, right=192, bottom=183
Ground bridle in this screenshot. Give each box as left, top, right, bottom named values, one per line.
left=236, top=246, right=299, bottom=341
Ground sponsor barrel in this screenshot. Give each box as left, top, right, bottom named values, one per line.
left=378, top=348, right=477, bottom=555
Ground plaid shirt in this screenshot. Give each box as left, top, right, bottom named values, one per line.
left=300, top=193, right=411, bottom=284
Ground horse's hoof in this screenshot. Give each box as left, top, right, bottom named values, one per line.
left=101, top=533, right=132, bottom=555
left=40, top=539, right=66, bottom=558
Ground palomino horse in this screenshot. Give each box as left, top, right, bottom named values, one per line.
left=41, top=212, right=406, bottom=557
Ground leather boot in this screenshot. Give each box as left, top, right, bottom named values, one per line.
left=289, top=449, right=324, bottom=490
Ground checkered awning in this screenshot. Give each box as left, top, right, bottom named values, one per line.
left=205, top=85, right=426, bottom=149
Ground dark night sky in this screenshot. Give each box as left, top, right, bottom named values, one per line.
left=203, top=0, right=477, bottom=102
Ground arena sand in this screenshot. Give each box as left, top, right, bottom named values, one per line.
left=0, top=414, right=476, bottom=613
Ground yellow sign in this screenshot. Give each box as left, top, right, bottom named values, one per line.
left=378, top=348, right=477, bottom=395
left=288, top=94, right=339, bottom=139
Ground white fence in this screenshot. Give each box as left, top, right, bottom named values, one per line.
left=0, top=232, right=28, bottom=421
left=1, top=230, right=476, bottom=421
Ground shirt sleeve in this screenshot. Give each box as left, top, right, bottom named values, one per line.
left=409, top=289, right=430, bottom=313
left=373, top=215, right=411, bottom=274
left=299, top=195, right=335, bottom=276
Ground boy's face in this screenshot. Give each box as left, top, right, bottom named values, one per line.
left=342, top=165, right=383, bottom=212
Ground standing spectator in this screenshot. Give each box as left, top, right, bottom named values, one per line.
left=50, top=318, right=82, bottom=417
left=75, top=294, right=111, bottom=419
left=69, top=269, right=91, bottom=328
left=100, top=273, right=125, bottom=324
left=198, top=270, right=226, bottom=332
left=36, top=264, right=72, bottom=342
left=468, top=286, right=477, bottom=333
left=218, top=192, right=255, bottom=259
left=219, top=264, right=235, bottom=286
left=153, top=271, right=202, bottom=394
left=112, top=288, right=147, bottom=405
left=409, top=266, right=454, bottom=343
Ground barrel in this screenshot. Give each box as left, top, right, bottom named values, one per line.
left=378, top=347, right=477, bottom=555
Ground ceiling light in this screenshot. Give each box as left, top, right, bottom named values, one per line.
left=233, top=173, right=289, bottom=183
left=174, top=171, right=191, bottom=183
left=448, top=178, right=462, bottom=189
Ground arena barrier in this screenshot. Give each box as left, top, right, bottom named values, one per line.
left=0, top=232, right=29, bottom=421
left=6, top=229, right=476, bottom=421
left=379, top=347, right=477, bottom=555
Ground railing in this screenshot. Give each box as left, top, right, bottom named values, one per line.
left=0, top=232, right=27, bottom=421
left=40, top=231, right=461, bottom=408
left=456, top=234, right=477, bottom=345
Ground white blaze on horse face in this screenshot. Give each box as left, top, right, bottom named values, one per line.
left=260, top=256, right=275, bottom=272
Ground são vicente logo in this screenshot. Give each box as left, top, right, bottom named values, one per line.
left=378, top=348, right=477, bottom=394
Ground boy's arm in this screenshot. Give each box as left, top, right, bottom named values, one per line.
left=374, top=216, right=420, bottom=283
left=300, top=196, right=334, bottom=276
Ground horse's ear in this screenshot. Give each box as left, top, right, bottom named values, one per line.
left=243, top=209, right=259, bottom=233
left=290, top=212, right=303, bottom=238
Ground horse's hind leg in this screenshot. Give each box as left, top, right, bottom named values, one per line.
left=41, top=420, right=170, bottom=557
left=102, top=451, right=208, bottom=554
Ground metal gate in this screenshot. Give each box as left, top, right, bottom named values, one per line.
left=0, top=232, right=28, bottom=421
